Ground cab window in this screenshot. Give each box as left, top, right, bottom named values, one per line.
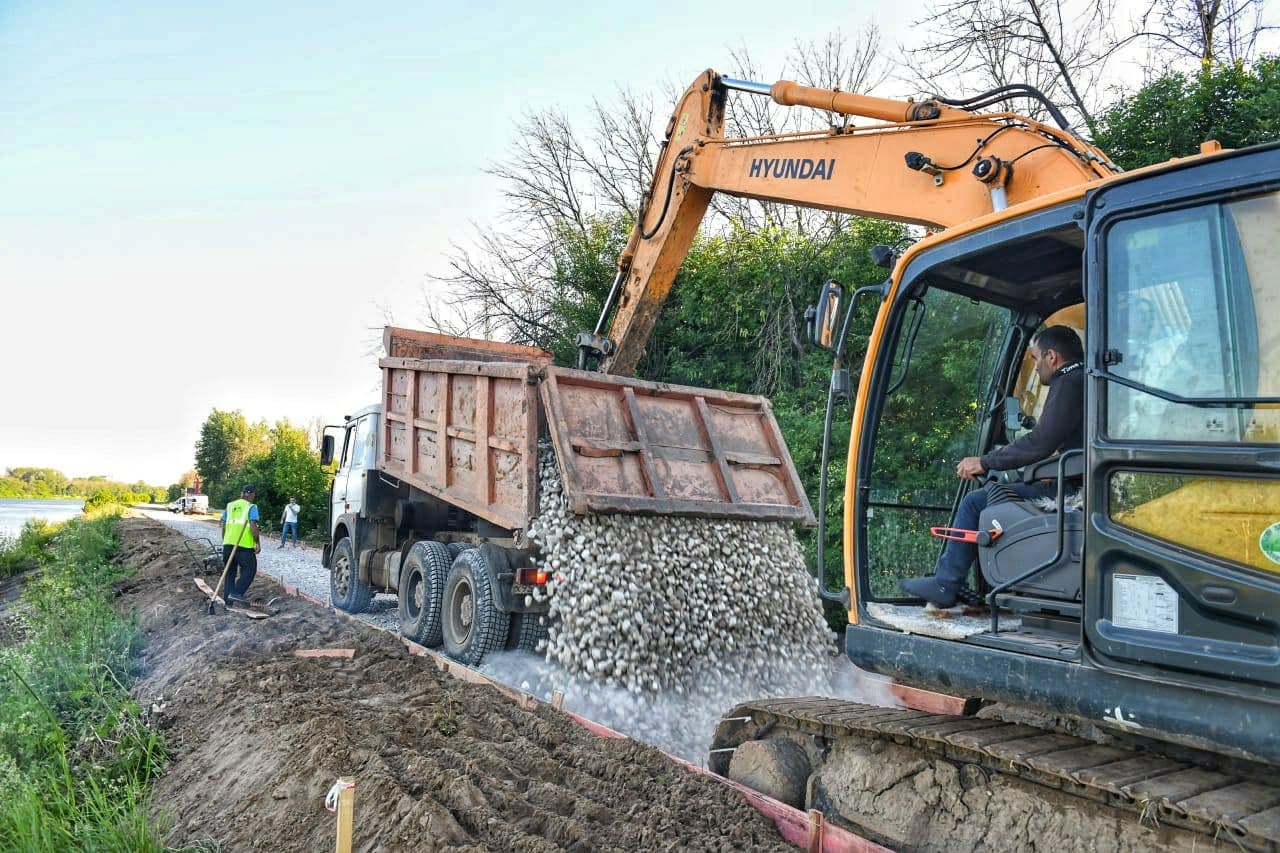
left=865, top=286, right=1010, bottom=596
left=341, top=416, right=377, bottom=471
left=1104, top=191, right=1280, bottom=443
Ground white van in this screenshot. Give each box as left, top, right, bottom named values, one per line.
left=168, top=495, right=209, bottom=515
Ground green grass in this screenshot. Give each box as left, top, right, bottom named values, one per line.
left=0, top=508, right=170, bottom=851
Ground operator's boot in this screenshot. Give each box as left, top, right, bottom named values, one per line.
left=899, top=575, right=961, bottom=608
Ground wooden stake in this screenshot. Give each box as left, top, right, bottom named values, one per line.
left=335, top=778, right=355, bottom=853
left=294, top=648, right=356, bottom=659
left=806, top=808, right=824, bottom=853
left=552, top=689, right=565, bottom=711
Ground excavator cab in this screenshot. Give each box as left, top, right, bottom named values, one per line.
left=832, top=212, right=1087, bottom=626
left=840, top=142, right=1280, bottom=761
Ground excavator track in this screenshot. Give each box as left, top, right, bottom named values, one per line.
left=710, top=698, right=1280, bottom=851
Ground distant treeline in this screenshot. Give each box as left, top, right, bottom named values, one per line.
left=0, top=467, right=168, bottom=504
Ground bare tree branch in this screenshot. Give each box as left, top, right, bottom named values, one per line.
left=428, top=27, right=893, bottom=346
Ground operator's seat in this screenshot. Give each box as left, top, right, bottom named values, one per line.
left=975, top=454, right=1084, bottom=602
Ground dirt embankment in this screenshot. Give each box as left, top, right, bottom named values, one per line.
left=114, top=518, right=791, bottom=852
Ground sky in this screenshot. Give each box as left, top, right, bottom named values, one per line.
left=0, top=0, right=1269, bottom=484
left=0, top=0, right=922, bottom=484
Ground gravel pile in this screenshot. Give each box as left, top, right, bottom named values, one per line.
left=509, top=443, right=895, bottom=761
left=528, top=442, right=840, bottom=693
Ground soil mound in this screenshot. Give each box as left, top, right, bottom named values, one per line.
left=114, top=518, right=790, bottom=852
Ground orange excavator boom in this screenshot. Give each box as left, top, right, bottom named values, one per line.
left=581, top=69, right=1119, bottom=375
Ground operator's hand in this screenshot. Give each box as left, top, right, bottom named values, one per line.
left=956, top=456, right=987, bottom=481
left=254, top=543, right=262, bottom=554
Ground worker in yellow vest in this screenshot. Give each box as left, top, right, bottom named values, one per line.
left=219, top=484, right=262, bottom=606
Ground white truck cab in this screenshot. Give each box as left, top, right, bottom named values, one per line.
left=327, top=404, right=380, bottom=537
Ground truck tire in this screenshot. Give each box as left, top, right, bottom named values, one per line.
left=398, top=541, right=450, bottom=647
left=445, top=542, right=471, bottom=559
left=506, top=611, right=549, bottom=653
left=441, top=548, right=509, bottom=666
left=330, top=537, right=373, bottom=614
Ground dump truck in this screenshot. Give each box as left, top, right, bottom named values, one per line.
left=320, top=326, right=812, bottom=665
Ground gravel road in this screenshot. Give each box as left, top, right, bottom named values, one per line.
left=135, top=506, right=401, bottom=632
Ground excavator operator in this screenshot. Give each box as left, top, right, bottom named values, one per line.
left=901, top=325, right=1085, bottom=608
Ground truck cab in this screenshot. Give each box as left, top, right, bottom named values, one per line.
left=835, top=141, right=1280, bottom=763
left=326, top=403, right=379, bottom=547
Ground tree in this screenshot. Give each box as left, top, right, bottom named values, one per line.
left=1094, top=55, right=1280, bottom=168
left=194, top=409, right=270, bottom=500
left=902, top=0, right=1277, bottom=141
left=194, top=409, right=246, bottom=498
left=7, top=468, right=70, bottom=496
left=904, top=0, right=1122, bottom=135
left=1132, top=0, right=1275, bottom=66
left=195, top=417, right=332, bottom=534
left=261, top=421, right=330, bottom=536
left=428, top=30, right=895, bottom=344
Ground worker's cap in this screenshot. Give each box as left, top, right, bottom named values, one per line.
left=242, top=485, right=257, bottom=495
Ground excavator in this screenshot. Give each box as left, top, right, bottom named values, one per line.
left=578, top=69, right=1280, bottom=850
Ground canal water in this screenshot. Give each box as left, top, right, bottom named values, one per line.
left=0, top=498, right=84, bottom=540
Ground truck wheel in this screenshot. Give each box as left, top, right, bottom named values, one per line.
left=446, top=542, right=471, bottom=559
left=506, top=611, right=549, bottom=653
left=398, top=541, right=450, bottom=647
left=441, top=549, right=509, bottom=666
left=330, top=537, right=373, bottom=613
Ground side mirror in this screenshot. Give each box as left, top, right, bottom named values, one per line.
left=807, top=279, right=847, bottom=351
left=870, top=244, right=896, bottom=269
left=320, top=434, right=335, bottom=467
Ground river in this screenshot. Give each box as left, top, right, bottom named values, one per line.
left=0, top=498, right=84, bottom=540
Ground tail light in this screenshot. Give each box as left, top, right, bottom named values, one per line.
left=517, top=567, right=549, bottom=586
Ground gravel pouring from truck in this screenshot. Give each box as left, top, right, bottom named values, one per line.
left=320, top=326, right=814, bottom=666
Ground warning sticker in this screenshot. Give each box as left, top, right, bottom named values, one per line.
left=1260, top=522, right=1280, bottom=565
left=1112, top=574, right=1179, bottom=634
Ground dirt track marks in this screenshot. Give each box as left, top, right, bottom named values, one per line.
left=114, top=518, right=790, bottom=852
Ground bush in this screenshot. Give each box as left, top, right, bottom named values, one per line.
left=0, top=510, right=167, bottom=850
left=0, top=519, right=59, bottom=579
left=81, top=490, right=117, bottom=513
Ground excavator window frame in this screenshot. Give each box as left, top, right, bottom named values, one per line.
left=853, top=202, right=1085, bottom=609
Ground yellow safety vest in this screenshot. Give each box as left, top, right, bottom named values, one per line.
left=223, top=499, right=257, bottom=547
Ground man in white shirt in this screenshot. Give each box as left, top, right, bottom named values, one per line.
left=279, top=497, right=301, bottom=548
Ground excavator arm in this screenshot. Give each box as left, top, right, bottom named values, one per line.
left=583, top=69, right=1119, bottom=375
